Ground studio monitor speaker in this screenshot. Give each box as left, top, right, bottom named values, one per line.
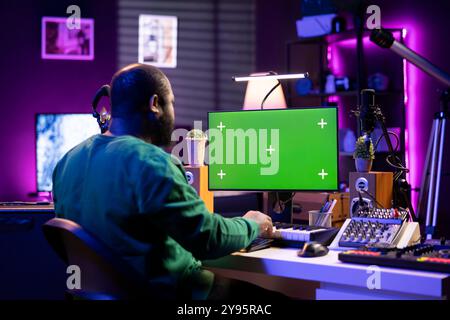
left=349, top=171, right=393, bottom=215
left=184, top=165, right=214, bottom=212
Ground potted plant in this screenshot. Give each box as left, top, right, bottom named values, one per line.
left=186, top=129, right=208, bottom=167
left=353, top=135, right=375, bottom=172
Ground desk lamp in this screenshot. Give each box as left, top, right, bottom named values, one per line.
left=233, top=72, right=308, bottom=110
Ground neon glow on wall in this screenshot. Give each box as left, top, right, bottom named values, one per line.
left=326, top=28, right=424, bottom=212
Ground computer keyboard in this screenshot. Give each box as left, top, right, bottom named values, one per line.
left=240, top=238, right=274, bottom=252
left=242, top=222, right=338, bottom=252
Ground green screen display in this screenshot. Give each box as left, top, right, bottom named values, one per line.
left=208, top=107, right=338, bottom=191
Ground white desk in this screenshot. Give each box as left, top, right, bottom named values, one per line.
left=204, top=248, right=450, bottom=300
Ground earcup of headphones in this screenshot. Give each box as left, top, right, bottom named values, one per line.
left=92, top=84, right=111, bottom=133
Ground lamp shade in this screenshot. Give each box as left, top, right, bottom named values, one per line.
left=242, top=73, right=287, bottom=110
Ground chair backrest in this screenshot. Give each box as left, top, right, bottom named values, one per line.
left=42, top=218, right=155, bottom=300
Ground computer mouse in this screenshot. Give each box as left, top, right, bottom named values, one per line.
left=297, top=242, right=329, bottom=258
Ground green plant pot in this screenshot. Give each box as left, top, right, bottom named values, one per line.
left=355, top=158, right=373, bottom=172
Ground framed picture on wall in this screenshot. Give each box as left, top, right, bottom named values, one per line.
left=41, top=17, right=94, bottom=60
left=138, top=14, right=178, bottom=68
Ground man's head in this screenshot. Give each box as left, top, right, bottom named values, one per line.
left=109, top=63, right=175, bottom=146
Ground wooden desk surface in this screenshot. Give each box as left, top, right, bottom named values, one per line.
left=0, top=204, right=54, bottom=213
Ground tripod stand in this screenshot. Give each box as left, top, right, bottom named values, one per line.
left=418, top=89, right=449, bottom=239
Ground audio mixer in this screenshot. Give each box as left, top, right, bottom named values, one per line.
left=330, top=207, right=420, bottom=249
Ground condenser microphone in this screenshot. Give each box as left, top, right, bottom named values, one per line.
left=370, top=28, right=450, bottom=87
left=359, top=89, right=377, bottom=135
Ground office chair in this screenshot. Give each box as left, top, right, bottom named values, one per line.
left=42, top=218, right=156, bottom=300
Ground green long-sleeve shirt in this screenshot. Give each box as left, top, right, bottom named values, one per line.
left=52, top=134, right=259, bottom=299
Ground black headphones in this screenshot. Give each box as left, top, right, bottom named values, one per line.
left=92, top=84, right=111, bottom=133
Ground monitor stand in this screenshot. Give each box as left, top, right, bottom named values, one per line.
left=265, top=192, right=294, bottom=223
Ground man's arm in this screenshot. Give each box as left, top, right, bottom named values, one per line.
left=136, top=155, right=271, bottom=260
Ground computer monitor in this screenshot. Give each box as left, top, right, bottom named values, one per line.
left=208, top=107, right=338, bottom=191
left=36, top=113, right=100, bottom=192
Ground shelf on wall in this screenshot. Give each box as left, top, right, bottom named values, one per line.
left=339, top=151, right=403, bottom=157
left=299, top=90, right=403, bottom=98
left=287, top=28, right=403, bottom=45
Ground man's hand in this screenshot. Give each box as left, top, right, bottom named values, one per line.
left=243, top=210, right=273, bottom=238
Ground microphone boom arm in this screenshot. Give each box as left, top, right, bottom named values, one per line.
left=370, top=28, right=450, bottom=87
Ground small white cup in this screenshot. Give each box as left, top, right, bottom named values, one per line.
left=186, top=138, right=207, bottom=167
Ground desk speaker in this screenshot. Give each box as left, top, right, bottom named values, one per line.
left=184, top=166, right=214, bottom=212
left=349, top=171, right=393, bottom=216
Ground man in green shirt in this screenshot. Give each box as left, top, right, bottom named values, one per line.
left=52, top=63, right=277, bottom=300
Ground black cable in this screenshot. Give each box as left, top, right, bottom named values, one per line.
left=275, top=192, right=296, bottom=213
left=377, top=138, right=409, bottom=184
left=371, top=104, right=410, bottom=183
left=361, top=189, right=386, bottom=209
left=261, top=80, right=281, bottom=109
left=393, top=170, right=403, bottom=182
left=374, top=131, right=400, bottom=152
left=386, top=154, right=409, bottom=173
left=400, top=189, right=416, bottom=222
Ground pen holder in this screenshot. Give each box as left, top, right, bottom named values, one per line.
left=309, top=210, right=332, bottom=228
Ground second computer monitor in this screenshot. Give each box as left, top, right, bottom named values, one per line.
left=208, top=107, right=338, bottom=191
left=36, top=113, right=100, bottom=192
